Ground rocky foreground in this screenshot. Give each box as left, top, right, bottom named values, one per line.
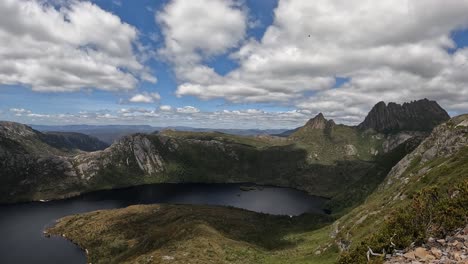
left=385, top=225, right=468, bottom=263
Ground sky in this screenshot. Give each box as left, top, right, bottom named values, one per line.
left=1, top=0, right=468, bottom=129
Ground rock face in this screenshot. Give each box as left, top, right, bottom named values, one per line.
left=0, top=121, right=36, bottom=138
left=304, top=113, right=328, bottom=129
left=358, top=99, right=450, bottom=133
left=73, top=134, right=166, bottom=180
left=302, top=113, right=336, bottom=131
left=291, top=113, right=336, bottom=138
left=385, top=114, right=468, bottom=186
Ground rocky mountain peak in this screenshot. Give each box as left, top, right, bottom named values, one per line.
left=358, top=99, right=450, bottom=134
left=290, top=113, right=336, bottom=138
left=0, top=121, right=36, bottom=138
left=304, top=113, right=328, bottom=129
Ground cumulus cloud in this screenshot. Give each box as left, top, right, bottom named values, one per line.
left=176, top=106, right=200, bottom=114
left=9, top=108, right=50, bottom=118
left=0, top=0, right=156, bottom=92
left=157, top=0, right=248, bottom=88
left=129, top=92, right=161, bottom=103
left=160, top=105, right=172, bottom=111
left=9, top=108, right=31, bottom=116
left=158, top=0, right=468, bottom=122
left=157, top=0, right=247, bottom=62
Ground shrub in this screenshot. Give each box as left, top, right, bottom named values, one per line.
left=338, top=180, right=468, bottom=264
left=108, top=239, right=128, bottom=255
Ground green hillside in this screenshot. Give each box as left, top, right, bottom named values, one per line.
left=46, top=115, right=468, bottom=264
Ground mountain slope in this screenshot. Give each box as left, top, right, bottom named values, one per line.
left=40, top=131, right=109, bottom=151
left=44, top=115, right=468, bottom=264
left=0, top=122, right=107, bottom=201
left=335, top=114, right=468, bottom=263
left=0, top=99, right=450, bottom=208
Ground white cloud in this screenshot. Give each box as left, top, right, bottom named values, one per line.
left=176, top=106, right=200, bottom=114
left=0, top=0, right=156, bottom=92
left=129, top=92, right=161, bottom=103
left=157, top=0, right=248, bottom=87
left=157, top=0, right=247, bottom=62
left=158, top=0, right=468, bottom=122
left=27, top=113, right=50, bottom=118
left=9, top=108, right=32, bottom=116
left=160, top=105, right=172, bottom=111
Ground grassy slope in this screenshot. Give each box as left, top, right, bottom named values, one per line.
left=334, top=119, right=468, bottom=262
left=290, top=125, right=383, bottom=164
left=48, top=204, right=337, bottom=264
left=47, top=118, right=468, bottom=264
left=157, top=129, right=418, bottom=215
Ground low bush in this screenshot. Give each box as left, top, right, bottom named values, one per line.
left=338, top=180, right=468, bottom=264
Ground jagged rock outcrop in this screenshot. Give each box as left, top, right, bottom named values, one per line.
left=384, top=114, right=468, bottom=186
left=0, top=121, right=36, bottom=138
left=358, top=99, right=450, bottom=134
left=382, top=131, right=426, bottom=153
left=74, top=134, right=165, bottom=180
left=290, top=113, right=336, bottom=139
left=304, top=113, right=328, bottom=129
left=301, top=113, right=336, bottom=131
left=385, top=225, right=468, bottom=263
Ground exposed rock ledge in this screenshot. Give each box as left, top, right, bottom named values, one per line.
left=385, top=225, right=468, bottom=263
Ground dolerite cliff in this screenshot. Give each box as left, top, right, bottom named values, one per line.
left=73, top=134, right=166, bottom=181
left=358, top=99, right=450, bottom=133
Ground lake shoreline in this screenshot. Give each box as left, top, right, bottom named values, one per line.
left=0, top=183, right=330, bottom=263
left=0, top=181, right=331, bottom=206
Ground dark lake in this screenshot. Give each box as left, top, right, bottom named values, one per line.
left=0, top=183, right=328, bottom=264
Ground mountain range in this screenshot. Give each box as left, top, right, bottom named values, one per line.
left=31, top=124, right=289, bottom=144
left=0, top=99, right=449, bottom=205
left=1, top=98, right=467, bottom=263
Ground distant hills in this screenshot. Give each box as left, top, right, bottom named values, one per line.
left=31, top=124, right=289, bottom=144
left=30, top=99, right=448, bottom=144
left=40, top=131, right=109, bottom=152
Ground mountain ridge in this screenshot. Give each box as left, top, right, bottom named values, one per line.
left=0, top=99, right=448, bottom=208
left=44, top=114, right=468, bottom=264
left=358, top=98, right=450, bottom=133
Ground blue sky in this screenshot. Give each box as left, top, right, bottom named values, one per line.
left=1, top=0, right=468, bottom=128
